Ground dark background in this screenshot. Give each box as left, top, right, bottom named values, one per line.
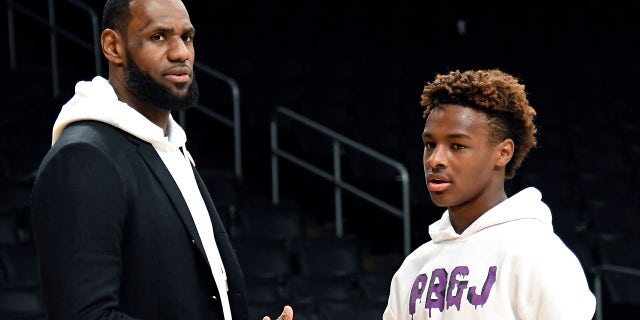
left=3, top=0, right=640, bottom=257
left=181, top=1, right=640, bottom=248
left=2, top=0, right=640, bottom=317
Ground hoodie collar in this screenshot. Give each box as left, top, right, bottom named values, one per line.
left=428, top=187, right=552, bottom=242
left=52, top=76, right=187, bottom=153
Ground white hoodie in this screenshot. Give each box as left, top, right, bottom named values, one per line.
left=53, top=76, right=190, bottom=156
left=384, top=187, right=596, bottom=320
left=52, top=76, right=233, bottom=320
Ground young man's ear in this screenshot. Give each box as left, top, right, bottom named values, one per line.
left=496, top=138, right=514, bottom=167
left=101, top=29, right=125, bottom=64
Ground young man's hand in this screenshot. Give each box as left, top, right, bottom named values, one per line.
left=263, top=305, right=293, bottom=320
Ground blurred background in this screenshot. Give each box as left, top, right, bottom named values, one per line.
left=1, top=1, right=639, bottom=319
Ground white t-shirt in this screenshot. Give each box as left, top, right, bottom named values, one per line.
left=156, top=132, right=232, bottom=320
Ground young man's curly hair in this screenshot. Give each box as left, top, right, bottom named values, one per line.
left=420, top=69, right=537, bottom=180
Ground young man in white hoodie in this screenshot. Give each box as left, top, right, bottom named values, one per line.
left=383, top=69, right=596, bottom=319
left=30, top=0, right=292, bottom=319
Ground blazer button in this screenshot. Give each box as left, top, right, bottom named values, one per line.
left=211, top=295, right=218, bottom=301
left=192, top=239, right=196, bottom=244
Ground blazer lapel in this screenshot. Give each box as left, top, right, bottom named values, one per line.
left=193, top=167, right=249, bottom=319
left=192, top=167, right=236, bottom=270
left=134, top=142, right=209, bottom=263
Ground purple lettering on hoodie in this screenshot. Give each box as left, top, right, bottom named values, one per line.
left=446, top=266, right=469, bottom=311
left=409, top=273, right=428, bottom=316
left=467, top=266, right=497, bottom=308
left=425, top=268, right=448, bottom=316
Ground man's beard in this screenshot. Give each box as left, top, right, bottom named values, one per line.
left=125, top=53, right=199, bottom=111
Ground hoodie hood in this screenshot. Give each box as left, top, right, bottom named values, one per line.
left=52, top=76, right=192, bottom=161
left=428, top=187, right=552, bottom=242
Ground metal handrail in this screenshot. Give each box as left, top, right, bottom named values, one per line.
left=6, top=0, right=243, bottom=182
left=183, top=62, right=243, bottom=182
left=68, top=0, right=102, bottom=76
left=270, top=106, right=411, bottom=256
left=7, top=0, right=101, bottom=95
left=591, top=263, right=640, bottom=320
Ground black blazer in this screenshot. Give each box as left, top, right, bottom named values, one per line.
left=31, top=120, right=248, bottom=320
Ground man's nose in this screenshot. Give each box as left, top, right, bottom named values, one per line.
left=426, top=145, right=446, bottom=169
left=168, top=38, right=192, bottom=63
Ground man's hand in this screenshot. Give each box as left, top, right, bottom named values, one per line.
left=263, top=305, right=293, bottom=320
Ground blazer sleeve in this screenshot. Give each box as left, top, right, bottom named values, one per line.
left=31, top=141, right=140, bottom=320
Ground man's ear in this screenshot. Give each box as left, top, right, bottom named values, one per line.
left=496, top=138, right=514, bottom=168
left=101, top=28, right=125, bottom=64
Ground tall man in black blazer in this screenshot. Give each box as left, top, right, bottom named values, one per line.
left=30, top=0, right=293, bottom=319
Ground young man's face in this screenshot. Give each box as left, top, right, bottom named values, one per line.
left=123, top=0, right=198, bottom=110
left=422, top=104, right=505, bottom=210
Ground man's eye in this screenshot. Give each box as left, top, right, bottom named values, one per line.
left=452, top=144, right=466, bottom=150
left=152, top=34, right=165, bottom=41
left=182, top=34, right=193, bottom=42
left=424, top=142, right=436, bottom=149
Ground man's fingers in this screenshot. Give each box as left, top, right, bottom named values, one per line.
left=263, top=305, right=293, bottom=320
left=277, top=305, right=293, bottom=320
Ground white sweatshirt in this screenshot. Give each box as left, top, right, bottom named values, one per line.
left=384, top=187, right=595, bottom=320
left=52, top=76, right=233, bottom=320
